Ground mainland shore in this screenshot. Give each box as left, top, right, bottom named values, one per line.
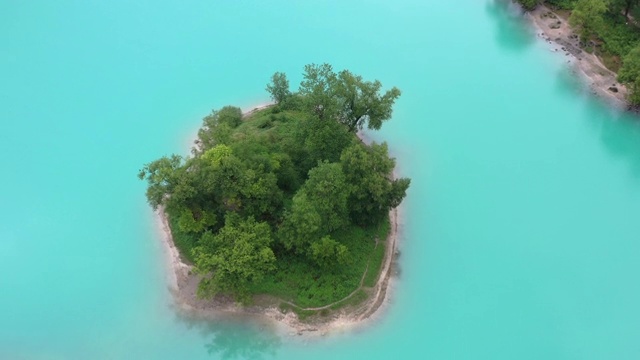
left=526, top=4, right=629, bottom=108
left=155, top=104, right=404, bottom=337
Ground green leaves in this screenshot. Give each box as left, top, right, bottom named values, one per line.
left=278, top=192, right=322, bottom=252
left=138, top=155, right=184, bottom=210
left=341, top=141, right=410, bottom=225
left=302, top=162, right=350, bottom=233
left=334, top=69, right=401, bottom=132
left=193, top=215, right=276, bottom=302
left=310, top=236, right=350, bottom=268
left=266, top=72, right=291, bottom=104
left=196, top=106, right=243, bottom=151
left=569, top=0, right=607, bottom=41
left=299, top=63, right=401, bottom=132
left=619, top=46, right=640, bottom=105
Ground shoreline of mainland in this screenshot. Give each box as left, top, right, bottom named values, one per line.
left=154, top=104, right=404, bottom=338
left=524, top=3, right=629, bottom=108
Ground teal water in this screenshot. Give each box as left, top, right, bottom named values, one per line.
left=2, top=0, right=640, bottom=358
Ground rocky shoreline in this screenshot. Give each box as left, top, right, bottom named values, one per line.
left=526, top=4, right=629, bottom=108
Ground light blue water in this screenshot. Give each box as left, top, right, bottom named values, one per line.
left=2, top=0, right=640, bottom=358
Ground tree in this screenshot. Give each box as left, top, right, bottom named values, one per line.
left=340, top=141, right=410, bottom=225
left=138, top=155, right=184, bottom=210
left=334, top=70, right=401, bottom=132
left=515, top=0, right=538, bottom=11
left=266, top=72, right=290, bottom=104
left=301, top=162, right=350, bottom=233
left=196, top=106, right=243, bottom=151
left=194, top=215, right=276, bottom=302
left=569, top=0, right=607, bottom=41
left=177, top=208, right=217, bottom=233
left=309, top=236, right=349, bottom=268
left=619, top=46, right=640, bottom=105
left=610, top=0, right=640, bottom=18
left=239, top=169, right=283, bottom=220
left=278, top=192, right=322, bottom=253
left=299, top=63, right=339, bottom=120
left=300, top=116, right=353, bottom=173
left=298, top=63, right=401, bottom=132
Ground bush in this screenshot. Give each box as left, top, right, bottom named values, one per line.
left=546, top=0, right=576, bottom=10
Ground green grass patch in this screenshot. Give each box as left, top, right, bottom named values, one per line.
left=249, top=222, right=382, bottom=308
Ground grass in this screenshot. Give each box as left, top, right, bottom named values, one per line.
left=249, top=222, right=388, bottom=308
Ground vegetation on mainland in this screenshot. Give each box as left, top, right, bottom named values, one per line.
left=515, top=0, right=640, bottom=105
left=138, top=64, right=410, bottom=311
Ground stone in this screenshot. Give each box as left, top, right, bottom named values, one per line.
left=609, top=86, right=619, bottom=93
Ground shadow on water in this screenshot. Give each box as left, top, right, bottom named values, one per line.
left=585, top=100, right=640, bottom=178
left=177, top=312, right=282, bottom=359
left=485, top=0, right=535, bottom=52
left=551, top=55, right=640, bottom=178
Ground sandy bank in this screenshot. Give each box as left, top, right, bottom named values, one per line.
left=526, top=4, right=629, bottom=108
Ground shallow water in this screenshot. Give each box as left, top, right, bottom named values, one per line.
left=2, top=0, right=640, bottom=358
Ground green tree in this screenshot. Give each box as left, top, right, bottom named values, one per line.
left=334, top=70, right=402, bottom=132
left=515, top=0, right=538, bottom=10
left=301, top=116, right=353, bottom=172
left=177, top=208, right=217, bottom=233
left=302, top=162, right=350, bottom=233
left=610, top=0, right=639, bottom=18
left=196, top=106, right=243, bottom=151
left=278, top=192, right=322, bottom=253
left=340, top=141, right=410, bottom=225
left=138, top=155, right=185, bottom=210
left=619, top=46, right=640, bottom=105
left=569, top=0, right=607, bottom=41
left=309, top=235, right=349, bottom=268
left=298, top=64, right=401, bottom=132
left=266, top=72, right=291, bottom=104
left=299, top=63, right=339, bottom=120
left=194, top=215, right=276, bottom=302
left=240, top=169, right=283, bottom=220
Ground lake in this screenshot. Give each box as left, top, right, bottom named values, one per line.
left=1, top=0, right=640, bottom=358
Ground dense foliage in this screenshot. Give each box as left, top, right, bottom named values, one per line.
left=513, top=0, right=640, bottom=105
left=139, top=64, right=409, bottom=305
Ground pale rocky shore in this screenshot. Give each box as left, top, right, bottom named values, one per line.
left=526, top=4, right=629, bottom=108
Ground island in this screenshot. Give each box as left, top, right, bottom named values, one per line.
left=139, top=64, right=410, bottom=332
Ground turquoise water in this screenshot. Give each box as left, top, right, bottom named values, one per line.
left=2, top=0, right=640, bottom=358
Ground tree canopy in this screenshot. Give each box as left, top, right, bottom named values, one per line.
left=299, top=63, right=401, bottom=131
left=569, top=0, right=607, bottom=41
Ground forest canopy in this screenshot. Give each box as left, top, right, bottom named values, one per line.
left=139, top=64, right=409, bottom=305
